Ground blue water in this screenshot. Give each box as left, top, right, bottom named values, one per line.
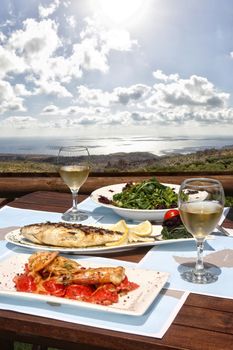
left=0, top=136, right=232, bottom=156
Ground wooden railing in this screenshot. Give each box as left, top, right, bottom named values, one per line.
left=0, top=171, right=232, bottom=199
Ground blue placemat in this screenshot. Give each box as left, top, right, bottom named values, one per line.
left=138, top=236, right=233, bottom=299
left=0, top=200, right=104, bottom=231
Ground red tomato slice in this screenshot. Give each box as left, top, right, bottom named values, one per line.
left=14, top=273, right=36, bottom=293
left=164, top=209, right=180, bottom=221
left=89, top=284, right=118, bottom=306
left=42, top=279, right=66, bottom=297
left=65, top=284, right=94, bottom=300
left=117, top=276, right=139, bottom=292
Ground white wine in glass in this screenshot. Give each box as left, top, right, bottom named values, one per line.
left=58, top=146, right=90, bottom=222
left=178, top=178, right=225, bottom=284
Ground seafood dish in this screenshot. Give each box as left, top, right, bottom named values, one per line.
left=13, top=251, right=139, bottom=306
left=21, top=222, right=124, bottom=248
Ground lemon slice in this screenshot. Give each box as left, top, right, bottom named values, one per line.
left=129, top=220, right=152, bottom=236
left=105, top=227, right=128, bottom=246
left=109, top=220, right=128, bottom=233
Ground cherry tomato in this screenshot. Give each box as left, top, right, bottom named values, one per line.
left=42, top=279, right=66, bottom=297
left=14, top=274, right=37, bottom=292
left=65, top=284, right=94, bottom=300
left=164, top=209, right=180, bottom=221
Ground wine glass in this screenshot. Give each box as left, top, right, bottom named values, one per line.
left=178, top=178, right=225, bottom=284
left=57, top=146, right=90, bottom=222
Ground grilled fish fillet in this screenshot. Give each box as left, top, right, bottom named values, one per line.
left=21, top=222, right=123, bottom=248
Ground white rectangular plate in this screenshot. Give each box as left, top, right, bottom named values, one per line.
left=5, top=224, right=195, bottom=254
left=0, top=254, right=169, bottom=316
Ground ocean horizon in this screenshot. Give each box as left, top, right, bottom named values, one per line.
left=0, top=135, right=232, bottom=157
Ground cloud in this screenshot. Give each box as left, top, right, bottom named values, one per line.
left=76, top=84, right=150, bottom=107
left=0, top=2, right=232, bottom=136
left=1, top=116, right=37, bottom=129
left=38, top=0, right=60, bottom=19
left=0, top=32, right=6, bottom=43
left=113, top=84, right=150, bottom=105
left=8, top=18, right=61, bottom=63
left=0, top=13, right=137, bottom=114
left=0, top=80, right=26, bottom=113
left=149, top=72, right=229, bottom=110
left=33, top=79, right=72, bottom=97
left=0, top=46, right=26, bottom=79
left=81, top=16, right=137, bottom=52
left=14, top=84, right=32, bottom=96
left=76, top=16, right=137, bottom=73
left=66, top=15, right=77, bottom=29
left=42, top=104, right=59, bottom=113
left=77, top=86, right=113, bottom=106
left=153, top=70, right=179, bottom=82
left=58, top=72, right=232, bottom=128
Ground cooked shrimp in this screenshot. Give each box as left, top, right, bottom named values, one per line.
left=44, top=256, right=81, bottom=276
left=63, top=266, right=125, bottom=286
left=28, top=251, right=59, bottom=272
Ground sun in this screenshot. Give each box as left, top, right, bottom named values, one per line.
left=98, top=0, right=145, bottom=24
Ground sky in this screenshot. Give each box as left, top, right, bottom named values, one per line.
left=0, top=0, right=233, bottom=141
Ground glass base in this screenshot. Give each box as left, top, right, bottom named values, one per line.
left=181, top=269, right=218, bottom=284
left=61, top=208, right=89, bottom=222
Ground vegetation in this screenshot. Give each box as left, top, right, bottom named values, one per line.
left=0, top=160, right=55, bottom=173
left=0, top=147, right=233, bottom=173
left=146, top=148, right=233, bottom=172
left=225, top=196, right=233, bottom=207
left=14, top=343, right=58, bottom=350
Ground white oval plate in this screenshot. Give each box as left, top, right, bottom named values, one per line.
left=5, top=224, right=162, bottom=254
left=90, top=183, right=180, bottom=222
left=5, top=223, right=195, bottom=254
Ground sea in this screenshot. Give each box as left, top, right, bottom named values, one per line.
left=0, top=135, right=232, bottom=157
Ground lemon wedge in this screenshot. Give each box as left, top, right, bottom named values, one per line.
left=105, top=228, right=128, bottom=246
left=109, top=220, right=128, bottom=233
left=105, top=220, right=129, bottom=246
left=129, top=220, right=152, bottom=236
left=105, top=219, right=153, bottom=247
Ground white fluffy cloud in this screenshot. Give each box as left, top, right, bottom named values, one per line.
left=29, top=71, right=232, bottom=132
left=38, top=0, right=60, bottom=19
left=0, top=80, right=26, bottom=113
left=151, top=71, right=229, bottom=108
left=0, top=1, right=232, bottom=137
left=0, top=9, right=137, bottom=115
left=0, top=46, right=26, bottom=78
left=113, top=84, right=150, bottom=105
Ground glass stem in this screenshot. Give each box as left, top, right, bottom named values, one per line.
left=194, top=240, right=205, bottom=275
left=71, top=190, right=78, bottom=212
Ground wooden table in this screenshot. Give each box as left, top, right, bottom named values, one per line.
left=1, top=191, right=233, bottom=350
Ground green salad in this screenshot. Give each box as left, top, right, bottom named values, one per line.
left=112, top=177, right=178, bottom=210
left=161, top=209, right=192, bottom=239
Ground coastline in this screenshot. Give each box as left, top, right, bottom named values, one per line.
left=0, top=135, right=233, bottom=157
left=0, top=145, right=233, bottom=172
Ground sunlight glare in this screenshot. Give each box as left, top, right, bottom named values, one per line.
left=99, top=0, right=144, bottom=24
